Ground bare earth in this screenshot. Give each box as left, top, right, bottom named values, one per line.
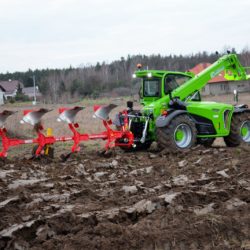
left=0, top=144, right=249, bottom=250
left=0, top=93, right=249, bottom=249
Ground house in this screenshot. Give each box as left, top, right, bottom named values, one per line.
left=23, top=86, right=42, bottom=99
left=0, top=80, right=24, bottom=99
left=0, top=86, right=5, bottom=105
left=189, top=63, right=250, bottom=95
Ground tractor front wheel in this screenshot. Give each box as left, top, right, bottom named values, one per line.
left=156, top=114, right=197, bottom=151
left=224, top=112, right=250, bottom=147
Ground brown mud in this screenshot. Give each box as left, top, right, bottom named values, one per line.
left=0, top=145, right=249, bottom=250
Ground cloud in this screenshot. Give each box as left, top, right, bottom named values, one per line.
left=0, top=0, right=249, bottom=72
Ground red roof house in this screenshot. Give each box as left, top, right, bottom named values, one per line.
left=188, top=63, right=231, bottom=95
left=189, top=63, right=227, bottom=83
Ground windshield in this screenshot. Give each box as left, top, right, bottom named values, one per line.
left=143, top=79, right=160, bottom=97
left=164, top=74, right=191, bottom=94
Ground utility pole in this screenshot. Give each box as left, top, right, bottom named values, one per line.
left=33, top=75, right=37, bottom=105
left=233, top=89, right=239, bottom=104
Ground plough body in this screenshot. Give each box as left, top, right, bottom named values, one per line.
left=0, top=105, right=134, bottom=158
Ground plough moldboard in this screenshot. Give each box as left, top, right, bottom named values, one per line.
left=0, top=104, right=134, bottom=159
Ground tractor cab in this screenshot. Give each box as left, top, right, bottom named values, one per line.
left=134, top=69, right=195, bottom=106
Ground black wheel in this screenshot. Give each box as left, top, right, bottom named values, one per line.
left=197, top=137, right=215, bottom=147
left=224, top=112, right=250, bottom=147
left=134, top=141, right=152, bottom=150
left=156, top=114, right=197, bottom=151
left=121, top=141, right=152, bottom=152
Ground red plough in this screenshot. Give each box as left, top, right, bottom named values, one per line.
left=0, top=105, right=134, bottom=159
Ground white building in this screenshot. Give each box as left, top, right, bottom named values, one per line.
left=0, top=80, right=24, bottom=99
left=0, top=87, right=5, bottom=105
left=23, top=86, right=42, bottom=99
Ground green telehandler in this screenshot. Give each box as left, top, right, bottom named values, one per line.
left=115, top=53, right=250, bottom=151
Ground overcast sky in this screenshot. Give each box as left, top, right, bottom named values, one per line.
left=0, top=0, right=249, bottom=73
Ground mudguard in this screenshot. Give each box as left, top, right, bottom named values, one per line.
left=156, top=110, right=187, bottom=128
left=233, top=104, right=250, bottom=114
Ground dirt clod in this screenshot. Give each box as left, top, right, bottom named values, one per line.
left=0, top=146, right=249, bottom=249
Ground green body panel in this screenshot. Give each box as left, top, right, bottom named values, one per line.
left=143, top=100, right=234, bottom=139
left=186, top=101, right=234, bottom=136
left=133, top=54, right=250, bottom=141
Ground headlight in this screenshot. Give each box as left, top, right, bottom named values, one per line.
left=147, top=72, right=152, bottom=78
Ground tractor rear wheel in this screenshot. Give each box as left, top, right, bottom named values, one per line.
left=156, top=114, right=197, bottom=151
left=224, top=112, right=250, bottom=147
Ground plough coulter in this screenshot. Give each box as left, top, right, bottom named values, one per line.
left=0, top=105, right=134, bottom=159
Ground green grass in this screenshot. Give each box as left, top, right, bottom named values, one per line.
left=3, top=96, right=136, bottom=108
left=74, top=96, right=132, bottom=107
left=4, top=101, right=35, bottom=107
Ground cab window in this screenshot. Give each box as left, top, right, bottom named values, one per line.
left=143, top=79, right=160, bottom=97
left=164, top=74, right=191, bottom=94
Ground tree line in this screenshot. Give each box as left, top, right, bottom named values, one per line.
left=0, top=48, right=249, bottom=103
